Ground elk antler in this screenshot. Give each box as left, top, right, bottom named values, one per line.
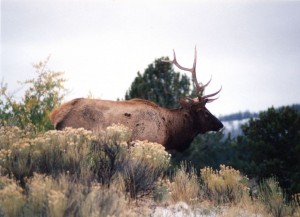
left=163, top=48, right=221, bottom=103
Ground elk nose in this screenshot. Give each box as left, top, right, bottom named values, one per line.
left=213, top=120, right=223, bottom=131
left=217, top=121, right=224, bottom=131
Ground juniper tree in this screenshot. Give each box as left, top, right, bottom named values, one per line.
left=125, top=57, right=191, bottom=109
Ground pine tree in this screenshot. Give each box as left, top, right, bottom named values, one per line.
left=125, top=57, right=191, bottom=108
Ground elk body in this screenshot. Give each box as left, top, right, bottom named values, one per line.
left=50, top=49, right=223, bottom=152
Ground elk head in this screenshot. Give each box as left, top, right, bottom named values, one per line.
left=163, top=48, right=223, bottom=134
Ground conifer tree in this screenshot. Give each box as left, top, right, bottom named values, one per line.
left=125, top=57, right=191, bottom=108
left=235, top=106, right=300, bottom=195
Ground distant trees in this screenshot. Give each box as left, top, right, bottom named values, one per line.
left=125, top=57, right=192, bottom=108
left=0, top=56, right=67, bottom=132
left=219, top=111, right=259, bottom=122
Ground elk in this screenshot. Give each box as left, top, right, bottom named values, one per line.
left=50, top=49, right=223, bottom=152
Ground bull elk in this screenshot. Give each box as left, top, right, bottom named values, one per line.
left=50, top=49, right=223, bottom=152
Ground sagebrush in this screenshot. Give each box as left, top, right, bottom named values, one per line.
left=0, top=124, right=299, bottom=216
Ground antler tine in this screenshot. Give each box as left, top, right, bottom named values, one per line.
left=202, top=86, right=222, bottom=100
left=198, top=75, right=212, bottom=93
left=163, top=47, right=203, bottom=95
left=163, top=47, right=221, bottom=103
left=206, top=97, right=219, bottom=103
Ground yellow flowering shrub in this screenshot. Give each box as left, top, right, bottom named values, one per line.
left=26, top=173, right=69, bottom=216
left=0, top=123, right=172, bottom=202
left=0, top=126, right=95, bottom=180
left=200, top=164, right=249, bottom=204
left=92, top=123, right=171, bottom=199
left=0, top=176, right=25, bottom=217
left=118, top=139, right=171, bottom=199
left=81, top=183, right=132, bottom=217
left=106, top=123, right=132, bottom=143
left=130, top=140, right=171, bottom=170
left=24, top=173, right=130, bottom=217
left=0, top=126, right=32, bottom=149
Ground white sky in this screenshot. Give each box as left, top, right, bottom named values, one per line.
left=1, top=0, right=300, bottom=116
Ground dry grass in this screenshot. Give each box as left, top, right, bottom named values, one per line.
left=257, top=177, right=300, bottom=217
left=169, top=162, right=200, bottom=205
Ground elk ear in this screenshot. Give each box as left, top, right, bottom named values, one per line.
left=179, top=98, right=191, bottom=109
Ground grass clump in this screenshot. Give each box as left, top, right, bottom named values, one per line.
left=81, top=183, right=130, bottom=217
left=257, top=177, right=299, bottom=217
left=170, top=162, right=199, bottom=205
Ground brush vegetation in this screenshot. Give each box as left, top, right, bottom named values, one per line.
left=0, top=124, right=299, bottom=217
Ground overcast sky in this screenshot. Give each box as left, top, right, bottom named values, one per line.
left=1, top=0, right=300, bottom=116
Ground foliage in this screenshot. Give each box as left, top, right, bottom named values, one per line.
left=257, top=177, right=299, bottom=217
left=169, top=162, right=199, bottom=205
left=0, top=124, right=170, bottom=200
left=0, top=126, right=95, bottom=186
left=120, top=140, right=171, bottom=199
left=125, top=57, right=192, bottom=108
left=0, top=56, right=67, bottom=132
left=0, top=176, right=24, bottom=217
left=89, top=124, right=132, bottom=185
left=171, top=131, right=231, bottom=171
left=1, top=55, right=300, bottom=215
left=91, top=124, right=171, bottom=199
left=0, top=173, right=132, bottom=217
left=0, top=120, right=299, bottom=216
left=232, top=106, right=300, bottom=196
left=200, top=165, right=249, bottom=205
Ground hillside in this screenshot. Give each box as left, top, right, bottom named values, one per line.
left=220, top=104, right=300, bottom=137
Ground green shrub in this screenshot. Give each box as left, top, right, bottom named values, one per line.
left=0, top=57, right=67, bottom=132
